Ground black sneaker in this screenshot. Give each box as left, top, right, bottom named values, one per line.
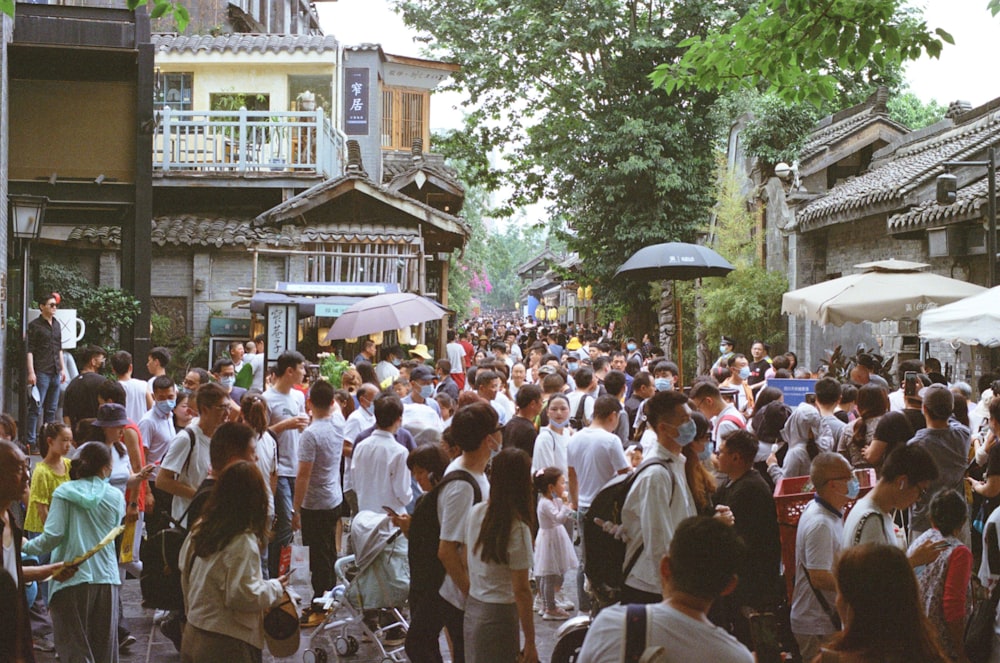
left=160, top=615, right=183, bottom=651
left=119, top=634, right=137, bottom=651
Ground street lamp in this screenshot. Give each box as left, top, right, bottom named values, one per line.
left=937, top=148, right=996, bottom=287
left=10, top=194, right=47, bottom=241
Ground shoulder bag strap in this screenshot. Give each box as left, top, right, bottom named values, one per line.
left=801, top=563, right=842, bottom=630
left=853, top=511, right=885, bottom=546
left=180, top=428, right=197, bottom=475
left=624, top=603, right=648, bottom=663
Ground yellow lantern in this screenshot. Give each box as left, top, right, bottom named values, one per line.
left=584, top=285, right=593, bottom=300
left=535, top=305, right=545, bottom=321
left=547, top=307, right=558, bottom=322
left=558, top=305, right=567, bottom=317
left=345, top=337, right=358, bottom=343
left=370, top=331, right=384, bottom=345
left=577, top=285, right=584, bottom=300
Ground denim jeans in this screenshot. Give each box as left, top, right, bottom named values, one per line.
left=27, top=371, right=60, bottom=447
left=268, top=476, right=294, bottom=578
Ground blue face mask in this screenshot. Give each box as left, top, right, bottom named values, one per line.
left=846, top=477, right=861, bottom=500
left=698, top=441, right=714, bottom=461
left=365, top=403, right=374, bottom=415
left=674, top=419, right=697, bottom=446
left=567, top=362, right=579, bottom=372
left=550, top=419, right=568, bottom=430
left=626, top=343, right=637, bottom=352
left=420, top=384, right=435, bottom=399
left=719, top=345, right=729, bottom=354
left=654, top=377, right=673, bottom=392
left=155, top=400, right=175, bottom=415
left=220, top=376, right=235, bottom=389
left=392, top=358, right=401, bottom=367
left=739, top=366, right=751, bottom=380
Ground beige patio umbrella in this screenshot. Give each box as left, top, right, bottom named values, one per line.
left=781, top=259, right=987, bottom=326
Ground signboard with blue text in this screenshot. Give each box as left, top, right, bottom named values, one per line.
left=344, top=68, right=369, bottom=135
left=769, top=378, right=817, bottom=407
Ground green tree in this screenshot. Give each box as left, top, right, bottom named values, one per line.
left=654, top=0, right=1000, bottom=106
left=887, top=91, right=946, bottom=130
left=394, top=0, right=742, bottom=332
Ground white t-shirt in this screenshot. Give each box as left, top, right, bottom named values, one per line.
left=255, top=432, right=277, bottom=518
left=842, top=492, right=896, bottom=549
left=578, top=602, right=753, bottom=663
left=139, top=406, right=176, bottom=476
left=446, top=342, right=466, bottom=374
left=343, top=407, right=375, bottom=493
left=160, top=424, right=212, bottom=525
left=438, top=458, right=490, bottom=610
left=790, top=499, right=843, bottom=636
left=463, top=501, right=533, bottom=604
left=567, top=391, right=596, bottom=426
left=2, top=537, right=18, bottom=589
left=353, top=429, right=412, bottom=515
left=566, top=427, right=629, bottom=511
left=262, top=387, right=306, bottom=478
left=121, top=377, right=149, bottom=425
left=532, top=427, right=570, bottom=479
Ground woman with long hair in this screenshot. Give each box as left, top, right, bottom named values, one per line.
left=23, top=441, right=127, bottom=661
left=820, top=543, right=948, bottom=662
left=463, top=448, right=538, bottom=663
left=837, top=384, right=889, bottom=468
left=179, top=461, right=286, bottom=662
left=683, top=411, right=717, bottom=515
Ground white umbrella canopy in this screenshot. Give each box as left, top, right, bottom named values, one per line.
left=324, top=292, right=447, bottom=341
left=781, top=260, right=987, bottom=326
left=919, top=285, right=1000, bottom=347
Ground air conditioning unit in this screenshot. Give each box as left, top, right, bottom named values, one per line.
left=927, top=225, right=986, bottom=257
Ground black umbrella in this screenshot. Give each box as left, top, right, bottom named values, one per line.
left=615, top=242, right=735, bottom=384
left=614, top=242, right=736, bottom=281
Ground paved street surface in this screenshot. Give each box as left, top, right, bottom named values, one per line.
left=33, top=567, right=579, bottom=662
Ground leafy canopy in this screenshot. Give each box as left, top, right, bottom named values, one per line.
left=653, top=0, right=1000, bottom=106
left=394, top=0, right=742, bottom=319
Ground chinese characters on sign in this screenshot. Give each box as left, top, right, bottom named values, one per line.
left=345, top=68, right=369, bottom=135
left=265, top=304, right=298, bottom=372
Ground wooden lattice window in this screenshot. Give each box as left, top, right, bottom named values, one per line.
left=381, top=87, right=429, bottom=150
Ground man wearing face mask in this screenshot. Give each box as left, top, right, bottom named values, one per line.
left=712, top=429, right=782, bottom=646
left=790, top=452, right=854, bottom=660
left=139, top=375, right=177, bottom=536
left=721, top=353, right=755, bottom=417
left=619, top=390, right=699, bottom=604
left=651, top=359, right=679, bottom=393
left=402, top=365, right=444, bottom=433
left=375, top=346, right=402, bottom=385
left=342, top=383, right=379, bottom=531
left=212, top=356, right=247, bottom=408
left=625, top=337, right=643, bottom=363
left=353, top=392, right=413, bottom=516
left=712, top=336, right=736, bottom=373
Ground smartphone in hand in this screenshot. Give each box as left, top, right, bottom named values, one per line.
left=382, top=506, right=399, bottom=518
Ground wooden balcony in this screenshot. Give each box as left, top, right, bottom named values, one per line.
left=153, top=107, right=343, bottom=184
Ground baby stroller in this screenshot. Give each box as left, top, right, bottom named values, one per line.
left=302, top=510, right=410, bottom=663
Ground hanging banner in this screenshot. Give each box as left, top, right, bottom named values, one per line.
left=345, top=68, right=369, bottom=135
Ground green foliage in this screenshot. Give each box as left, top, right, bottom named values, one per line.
left=319, top=356, right=351, bottom=388
left=708, top=153, right=759, bottom=267
left=395, top=0, right=732, bottom=326
left=697, top=266, right=787, bottom=351
left=738, top=96, right=822, bottom=169
left=652, top=0, right=960, bottom=106
left=887, top=92, right=946, bottom=129
left=35, top=263, right=141, bottom=354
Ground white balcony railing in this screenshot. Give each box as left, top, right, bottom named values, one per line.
left=154, top=107, right=343, bottom=178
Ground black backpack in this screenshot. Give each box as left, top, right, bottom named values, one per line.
left=408, top=470, right=482, bottom=593
left=568, top=395, right=591, bottom=431
left=583, top=457, right=673, bottom=607
left=140, top=430, right=196, bottom=610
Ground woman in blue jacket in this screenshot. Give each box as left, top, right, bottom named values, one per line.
left=24, top=441, right=126, bottom=662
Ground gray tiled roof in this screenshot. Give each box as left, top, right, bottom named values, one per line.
left=67, top=216, right=419, bottom=248
left=382, top=152, right=463, bottom=192
left=796, top=108, right=1000, bottom=229
left=800, top=107, right=907, bottom=164
left=888, top=177, right=994, bottom=232
left=152, top=33, right=338, bottom=55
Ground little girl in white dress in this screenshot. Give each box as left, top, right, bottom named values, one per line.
left=533, top=467, right=579, bottom=620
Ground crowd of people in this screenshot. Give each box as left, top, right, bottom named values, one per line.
left=4, top=296, right=1000, bottom=663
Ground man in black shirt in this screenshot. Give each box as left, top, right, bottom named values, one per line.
left=503, top=383, right=542, bottom=457
left=62, top=345, right=107, bottom=437
left=26, top=293, right=66, bottom=450
left=714, top=428, right=782, bottom=647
